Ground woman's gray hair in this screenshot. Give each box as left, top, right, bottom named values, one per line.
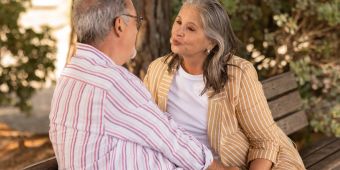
left=166, top=0, right=238, bottom=96
left=72, top=0, right=127, bottom=44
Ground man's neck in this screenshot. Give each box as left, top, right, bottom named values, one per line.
left=92, top=39, right=125, bottom=65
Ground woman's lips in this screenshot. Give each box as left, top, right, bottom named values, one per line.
left=171, top=39, right=182, bottom=46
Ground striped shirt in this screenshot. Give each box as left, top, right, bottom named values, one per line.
left=49, top=43, right=213, bottom=170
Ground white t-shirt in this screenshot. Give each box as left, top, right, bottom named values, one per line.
left=167, top=66, right=211, bottom=150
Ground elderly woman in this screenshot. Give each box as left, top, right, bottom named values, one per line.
left=144, top=0, right=305, bottom=169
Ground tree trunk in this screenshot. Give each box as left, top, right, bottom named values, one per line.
left=131, top=0, right=172, bottom=78
left=67, top=0, right=76, bottom=66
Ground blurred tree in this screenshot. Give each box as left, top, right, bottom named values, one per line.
left=220, top=0, right=340, bottom=136
left=0, top=0, right=56, bottom=112
left=129, top=0, right=172, bottom=78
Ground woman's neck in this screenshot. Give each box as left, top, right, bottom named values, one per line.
left=181, top=54, right=206, bottom=75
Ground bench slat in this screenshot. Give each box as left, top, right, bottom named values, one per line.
left=268, top=91, right=303, bottom=120
left=262, top=72, right=297, bottom=100
left=307, top=151, right=340, bottom=170
left=276, top=111, right=308, bottom=135
left=302, top=138, right=340, bottom=169
left=300, top=137, right=338, bottom=158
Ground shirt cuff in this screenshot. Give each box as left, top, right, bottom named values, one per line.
left=202, top=145, right=214, bottom=170
left=247, top=147, right=279, bottom=165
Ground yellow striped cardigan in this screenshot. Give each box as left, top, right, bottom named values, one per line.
left=143, top=55, right=305, bottom=170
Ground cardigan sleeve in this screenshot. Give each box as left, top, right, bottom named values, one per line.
left=143, top=58, right=161, bottom=100
left=143, top=61, right=152, bottom=91
left=235, top=63, right=280, bottom=165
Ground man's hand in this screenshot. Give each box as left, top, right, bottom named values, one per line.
left=207, top=160, right=240, bottom=170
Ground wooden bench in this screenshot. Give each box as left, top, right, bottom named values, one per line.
left=262, top=71, right=340, bottom=170
left=23, top=156, right=58, bottom=170
left=23, top=71, right=339, bottom=170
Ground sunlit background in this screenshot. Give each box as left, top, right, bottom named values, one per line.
left=0, top=0, right=72, bottom=138
left=21, top=0, right=72, bottom=80
left=0, top=0, right=339, bottom=169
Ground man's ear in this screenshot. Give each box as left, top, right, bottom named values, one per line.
left=113, top=17, right=126, bottom=37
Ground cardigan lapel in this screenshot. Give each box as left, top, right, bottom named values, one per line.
left=157, top=69, right=175, bottom=112
left=206, top=88, right=226, bottom=154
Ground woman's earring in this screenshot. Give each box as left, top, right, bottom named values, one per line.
left=206, top=48, right=211, bottom=54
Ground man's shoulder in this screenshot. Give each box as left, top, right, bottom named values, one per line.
left=98, top=65, right=140, bottom=89
left=63, top=59, right=132, bottom=91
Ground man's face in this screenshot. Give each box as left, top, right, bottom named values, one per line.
left=121, top=0, right=138, bottom=62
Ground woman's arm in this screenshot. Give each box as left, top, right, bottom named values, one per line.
left=235, top=63, right=280, bottom=167
left=208, top=160, right=240, bottom=170
left=249, top=158, right=272, bottom=170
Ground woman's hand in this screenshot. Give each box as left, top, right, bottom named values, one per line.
left=249, top=158, right=272, bottom=170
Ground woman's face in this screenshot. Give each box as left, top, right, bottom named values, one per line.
left=170, top=5, right=213, bottom=58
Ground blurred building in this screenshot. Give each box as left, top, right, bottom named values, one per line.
left=0, top=0, right=72, bottom=134
left=20, top=0, right=72, bottom=80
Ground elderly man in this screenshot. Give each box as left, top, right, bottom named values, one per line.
left=49, top=0, right=229, bottom=169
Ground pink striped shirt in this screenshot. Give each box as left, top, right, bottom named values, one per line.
left=49, top=43, right=213, bottom=170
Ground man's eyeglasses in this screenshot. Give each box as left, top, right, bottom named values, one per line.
left=122, top=14, right=144, bottom=31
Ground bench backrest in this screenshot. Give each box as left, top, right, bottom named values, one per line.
left=261, top=71, right=308, bottom=135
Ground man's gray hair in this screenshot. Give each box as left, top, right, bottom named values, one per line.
left=72, top=0, right=127, bottom=44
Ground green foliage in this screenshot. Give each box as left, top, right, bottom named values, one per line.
left=317, top=0, right=340, bottom=26
left=0, top=0, right=56, bottom=112
left=219, top=0, right=340, bottom=136
left=171, top=0, right=182, bottom=22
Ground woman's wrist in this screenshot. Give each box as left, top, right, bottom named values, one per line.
left=249, top=158, right=273, bottom=170
left=207, top=160, right=240, bottom=170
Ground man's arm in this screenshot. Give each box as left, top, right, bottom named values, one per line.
left=104, top=74, right=213, bottom=169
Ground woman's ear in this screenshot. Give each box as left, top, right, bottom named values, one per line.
left=208, top=42, right=217, bottom=52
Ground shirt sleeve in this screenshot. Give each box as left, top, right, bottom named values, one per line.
left=104, top=74, right=213, bottom=170
left=235, top=63, right=280, bottom=165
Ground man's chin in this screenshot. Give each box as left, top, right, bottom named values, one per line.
left=130, top=49, right=137, bottom=59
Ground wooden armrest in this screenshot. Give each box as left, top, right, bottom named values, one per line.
left=23, top=156, right=58, bottom=170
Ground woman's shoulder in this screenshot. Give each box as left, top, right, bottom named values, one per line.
left=226, top=55, right=258, bottom=81
left=228, top=55, right=254, bottom=70
left=148, top=55, right=172, bottom=70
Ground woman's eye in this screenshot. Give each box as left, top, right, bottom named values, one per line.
left=176, top=20, right=182, bottom=25
left=188, top=27, right=195, bottom=31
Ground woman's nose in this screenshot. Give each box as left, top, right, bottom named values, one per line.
left=174, top=26, right=184, bottom=37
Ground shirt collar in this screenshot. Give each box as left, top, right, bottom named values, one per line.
left=75, top=43, right=116, bottom=65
